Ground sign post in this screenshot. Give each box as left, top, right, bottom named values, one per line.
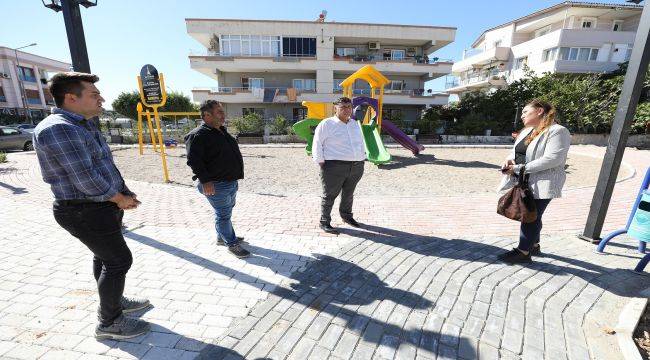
left=137, top=64, right=169, bottom=182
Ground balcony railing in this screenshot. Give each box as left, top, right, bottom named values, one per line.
left=19, top=75, right=37, bottom=83
left=189, top=50, right=315, bottom=58
left=462, top=48, right=485, bottom=59
left=334, top=54, right=451, bottom=64
left=446, top=70, right=509, bottom=89
left=194, top=86, right=317, bottom=95
left=333, top=88, right=440, bottom=96
left=27, top=98, right=42, bottom=105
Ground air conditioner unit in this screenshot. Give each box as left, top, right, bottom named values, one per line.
left=368, top=42, right=380, bottom=50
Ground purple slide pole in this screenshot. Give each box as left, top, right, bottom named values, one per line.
left=381, top=119, right=425, bottom=155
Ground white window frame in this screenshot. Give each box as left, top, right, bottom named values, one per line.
left=581, top=17, right=597, bottom=29
left=391, top=49, right=406, bottom=60
left=292, top=79, right=316, bottom=91
left=558, top=47, right=600, bottom=61
left=534, top=25, right=552, bottom=38
left=542, top=47, right=558, bottom=62
left=220, top=35, right=280, bottom=57
left=336, top=47, right=356, bottom=56
left=389, top=80, right=404, bottom=91
left=612, top=20, right=623, bottom=32
left=248, top=78, right=264, bottom=90
left=513, top=56, right=527, bottom=70
left=493, top=40, right=502, bottom=48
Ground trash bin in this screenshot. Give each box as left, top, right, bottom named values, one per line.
left=628, top=190, right=650, bottom=243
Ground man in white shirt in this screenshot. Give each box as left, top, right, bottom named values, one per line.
left=312, top=97, right=366, bottom=234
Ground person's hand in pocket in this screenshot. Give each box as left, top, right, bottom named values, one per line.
left=202, top=182, right=215, bottom=195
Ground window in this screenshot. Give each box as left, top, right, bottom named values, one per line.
left=17, top=66, right=36, bottom=82
left=535, top=25, right=551, bottom=38
left=493, top=40, right=502, bottom=48
left=293, top=108, right=307, bottom=121
left=336, top=48, right=356, bottom=56
left=333, top=79, right=344, bottom=92
left=282, top=37, right=316, bottom=57
left=513, top=56, right=527, bottom=70
left=625, top=46, right=633, bottom=61
left=391, top=49, right=406, bottom=60
left=26, top=89, right=41, bottom=105
left=612, top=20, right=623, bottom=32
left=1, top=128, right=20, bottom=136
left=248, top=78, right=264, bottom=90
left=389, top=81, right=404, bottom=91
left=558, top=47, right=600, bottom=61
left=0, top=87, right=5, bottom=102
left=581, top=17, right=596, bottom=29
left=542, top=48, right=558, bottom=62
left=242, top=108, right=265, bottom=117
left=382, top=109, right=402, bottom=121
left=220, top=35, right=281, bottom=57
left=292, top=79, right=315, bottom=91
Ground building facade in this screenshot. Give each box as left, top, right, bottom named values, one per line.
left=186, top=18, right=456, bottom=125
left=446, top=1, right=642, bottom=96
left=0, top=47, right=71, bottom=121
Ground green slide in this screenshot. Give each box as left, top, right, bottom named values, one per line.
left=361, top=121, right=391, bottom=165
left=292, top=118, right=321, bottom=155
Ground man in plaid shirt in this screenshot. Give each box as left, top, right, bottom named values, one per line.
left=33, top=72, right=150, bottom=340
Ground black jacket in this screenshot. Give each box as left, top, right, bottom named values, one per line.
left=185, top=124, right=244, bottom=183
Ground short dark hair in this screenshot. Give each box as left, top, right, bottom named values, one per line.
left=200, top=100, right=222, bottom=117
left=333, top=96, right=352, bottom=105
left=49, top=72, right=99, bottom=107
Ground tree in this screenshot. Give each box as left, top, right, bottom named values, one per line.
left=112, top=91, right=198, bottom=120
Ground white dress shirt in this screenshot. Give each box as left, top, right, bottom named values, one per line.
left=312, top=116, right=366, bottom=163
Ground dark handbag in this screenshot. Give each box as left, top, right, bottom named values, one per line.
left=497, top=167, right=538, bottom=223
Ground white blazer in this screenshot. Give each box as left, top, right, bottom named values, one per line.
left=497, top=123, right=571, bottom=199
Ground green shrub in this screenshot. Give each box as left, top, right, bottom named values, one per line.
left=229, top=113, right=264, bottom=135
left=0, top=152, right=6, bottom=163
left=269, top=114, right=292, bottom=135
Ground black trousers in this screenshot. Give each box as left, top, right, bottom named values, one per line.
left=320, top=160, right=364, bottom=224
left=518, top=198, right=552, bottom=251
left=53, top=201, right=132, bottom=326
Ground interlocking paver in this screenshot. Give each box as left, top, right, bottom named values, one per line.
left=1, top=146, right=648, bottom=359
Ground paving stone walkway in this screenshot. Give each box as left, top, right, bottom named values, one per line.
left=0, top=145, right=648, bottom=359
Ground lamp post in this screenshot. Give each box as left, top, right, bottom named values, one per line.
left=41, top=0, right=97, bottom=73
left=13, top=43, right=37, bottom=125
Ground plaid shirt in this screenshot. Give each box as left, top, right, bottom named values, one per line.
left=33, top=108, right=131, bottom=201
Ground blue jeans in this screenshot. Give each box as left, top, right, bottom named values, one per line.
left=518, top=198, right=552, bottom=251
left=198, top=181, right=239, bottom=246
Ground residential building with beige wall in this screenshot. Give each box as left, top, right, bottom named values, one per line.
left=446, top=1, right=642, bottom=96
left=186, top=18, right=455, bottom=125
left=0, top=47, right=71, bottom=120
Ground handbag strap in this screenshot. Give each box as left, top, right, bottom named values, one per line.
left=517, top=166, right=529, bottom=186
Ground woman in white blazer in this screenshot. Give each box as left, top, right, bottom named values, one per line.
left=497, top=99, right=571, bottom=264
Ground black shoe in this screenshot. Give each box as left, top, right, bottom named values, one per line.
left=319, top=223, right=340, bottom=235
left=497, top=248, right=532, bottom=264
left=95, top=315, right=150, bottom=340
left=121, top=296, right=151, bottom=314
left=530, top=244, right=541, bottom=256
left=342, top=217, right=361, bottom=228
left=228, top=244, right=250, bottom=258
left=217, top=236, right=245, bottom=246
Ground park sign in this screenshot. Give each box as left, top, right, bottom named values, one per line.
left=138, top=64, right=166, bottom=108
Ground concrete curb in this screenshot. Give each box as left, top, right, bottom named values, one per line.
left=616, top=294, right=648, bottom=360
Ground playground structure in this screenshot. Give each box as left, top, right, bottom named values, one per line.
left=292, top=65, right=425, bottom=164
left=595, top=167, right=650, bottom=273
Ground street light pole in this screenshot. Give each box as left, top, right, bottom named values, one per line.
left=13, top=43, right=37, bottom=125
left=60, top=0, right=91, bottom=73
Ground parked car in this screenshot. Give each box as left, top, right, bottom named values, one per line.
left=0, top=126, right=33, bottom=151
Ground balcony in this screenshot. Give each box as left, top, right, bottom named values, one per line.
left=446, top=71, right=508, bottom=94
left=27, top=98, right=42, bottom=105
left=193, top=86, right=448, bottom=106
left=19, top=75, right=37, bottom=83
left=451, top=46, right=510, bottom=74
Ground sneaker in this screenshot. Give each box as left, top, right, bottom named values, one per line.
left=121, top=296, right=151, bottom=314
left=319, top=223, right=340, bottom=235
left=228, top=244, right=251, bottom=258
left=341, top=217, right=361, bottom=228
left=530, top=244, right=541, bottom=256
left=95, top=315, right=150, bottom=340
left=497, top=248, right=532, bottom=264
left=217, top=236, right=245, bottom=246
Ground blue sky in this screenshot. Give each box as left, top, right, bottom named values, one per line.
left=3, top=0, right=634, bottom=109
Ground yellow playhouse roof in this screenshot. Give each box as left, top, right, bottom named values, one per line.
left=339, top=65, right=390, bottom=89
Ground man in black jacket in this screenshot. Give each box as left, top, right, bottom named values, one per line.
left=185, top=100, right=250, bottom=258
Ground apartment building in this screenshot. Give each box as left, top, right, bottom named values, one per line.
left=186, top=18, right=456, bottom=124
left=0, top=47, right=71, bottom=120
left=446, top=1, right=642, bottom=96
